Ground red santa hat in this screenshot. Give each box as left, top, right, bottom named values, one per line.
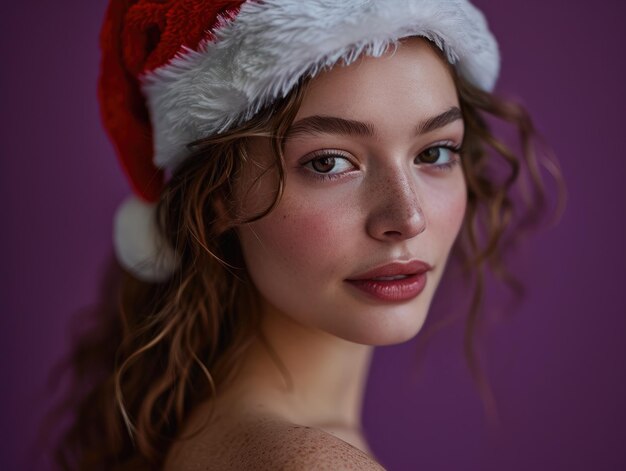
left=99, top=0, right=500, bottom=282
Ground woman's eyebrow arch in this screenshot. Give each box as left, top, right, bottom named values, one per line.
left=284, top=115, right=374, bottom=140
left=417, top=106, right=462, bottom=135
left=284, top=106, right=462, bottom=141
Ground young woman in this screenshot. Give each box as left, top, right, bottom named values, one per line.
left=56, top=1, right=559, bottom=469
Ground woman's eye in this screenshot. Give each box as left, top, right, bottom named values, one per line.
left=305, top=154, right=354, bottom=175
left=415, top=145, right=461, bottom=170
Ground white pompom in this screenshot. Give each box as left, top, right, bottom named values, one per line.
left=113, top=196, right=179, bottom=282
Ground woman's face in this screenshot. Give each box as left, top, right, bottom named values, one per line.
left=236, top=38, right=467, bottom=345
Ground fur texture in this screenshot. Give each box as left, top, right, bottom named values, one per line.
left=142, top=0, right=499, bottom=170
left=114, top=196, right=179, bottom=281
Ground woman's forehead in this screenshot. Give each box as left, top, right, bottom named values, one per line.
left=294, top=38, right=459, bottom=138
left=294, top=38, right=459, bottom=136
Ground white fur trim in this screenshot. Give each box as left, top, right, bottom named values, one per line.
left=142, top=0, right=500, bottom=170
left=113, top=196, right=179, bottom=282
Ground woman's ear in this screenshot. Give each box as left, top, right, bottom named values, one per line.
left=213, top=194, right=228, bottom=219
left=211, top=193, right=236, bottom=235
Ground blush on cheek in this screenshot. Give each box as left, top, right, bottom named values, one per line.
left=428, top=174, right=467, bottom=236
left=448, top=190, right=467, bottom=234
left=250, top=208, right=340, bottom=276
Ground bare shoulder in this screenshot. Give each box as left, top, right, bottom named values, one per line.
left=243, top=418, right=386, bottom=470
left=164, top=409, right=385, bottom=470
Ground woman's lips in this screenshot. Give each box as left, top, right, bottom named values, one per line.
left=345, top=260, right=431, bottom=302
left=345, top=272, right=428, bottom=302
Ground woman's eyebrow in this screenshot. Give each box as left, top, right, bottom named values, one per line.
left=284, top=106, right=462, bottom=141
left=416, top=106, right=462, bottom=135
left=285, top=115, right=375, bottom=140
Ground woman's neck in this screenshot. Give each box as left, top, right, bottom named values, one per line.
left=219, top=303, right=374, bottom=433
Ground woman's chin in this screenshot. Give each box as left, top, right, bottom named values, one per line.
left=325, top=305, right=431, bottom=346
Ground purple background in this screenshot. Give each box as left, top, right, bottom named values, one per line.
left=2, top=1, right=625, bottom=470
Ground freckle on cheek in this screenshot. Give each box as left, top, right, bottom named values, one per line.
left=256, top=211, right=337, bottom=271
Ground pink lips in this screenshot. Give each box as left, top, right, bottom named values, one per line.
left=345, top=260, right=432, bottom=302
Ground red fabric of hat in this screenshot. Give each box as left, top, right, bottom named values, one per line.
left=98, top=0, right=245, bottom=202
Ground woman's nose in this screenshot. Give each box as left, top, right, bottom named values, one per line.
left=365, top=170, right=426, bottom=242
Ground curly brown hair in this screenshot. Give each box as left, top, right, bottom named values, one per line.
left=51, top=53, right=565, bottom=470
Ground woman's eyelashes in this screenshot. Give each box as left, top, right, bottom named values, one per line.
left=299, top=143, right=462, bottom=182
left=414, top=144, right=462, bottom=172
left=301, top=150, right=357, bottom=182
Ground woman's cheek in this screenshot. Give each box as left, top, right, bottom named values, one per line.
left=440, top=189, right=466, bottom=235
left=248, top=204, right=348, bottom=278
left=424, top=172, right=467, bottom=239
left=448, top=178, right=468, bottom=236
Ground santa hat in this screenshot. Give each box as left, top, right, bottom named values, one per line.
left=99, top=0, right=500, bottom=282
